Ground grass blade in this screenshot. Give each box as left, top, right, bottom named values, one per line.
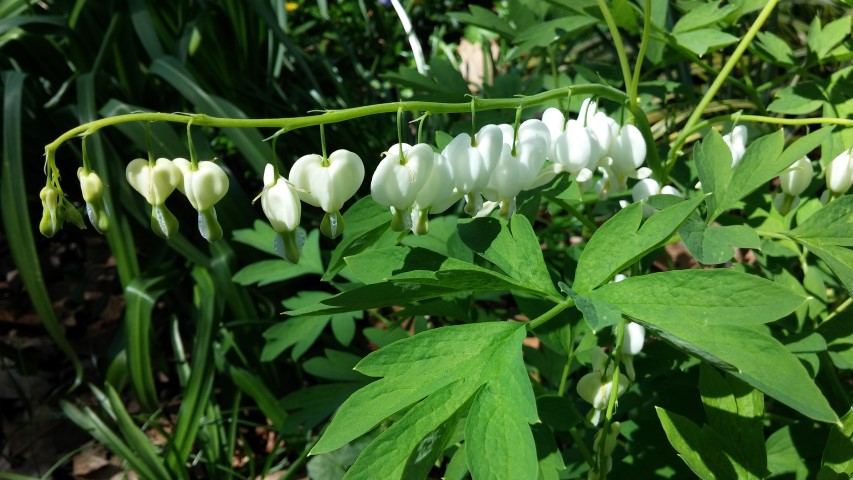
left=125, top=275, right=170, bottom=410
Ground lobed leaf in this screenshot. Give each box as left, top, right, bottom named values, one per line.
left=573, top=195, right=706, bottom=293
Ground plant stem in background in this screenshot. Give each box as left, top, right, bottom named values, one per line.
left=666, top=0, right=781, bottom=174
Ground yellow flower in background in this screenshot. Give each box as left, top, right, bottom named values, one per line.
left=285, top=1, right=298, bottom=12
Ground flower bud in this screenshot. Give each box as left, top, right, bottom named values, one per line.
left=826, top=150, right=853, bottom=196
left=39, top=186, right=62, bottom=238
left=259, top=164, right=302, bottom=263
left=621, top=322, right=646, bottom=381
left=77, top=168, right=110, bottom=234
left=779, top=157, right=812, bottom=197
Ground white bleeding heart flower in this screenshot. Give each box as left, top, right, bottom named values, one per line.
left=779, top=157, right=813, bottom=197
left=576, top=369, right=629, bottom=426
left=723, top=125, right=748, bottom=167
left=552, top=119, right=596, bottom=182
left=172, top=158, right=230, bottom=242
left=126, top=158, right=180, bottom=206
left=541, top=107, right=567, bottom=144
left=259, top=164, right=302, bottom=263
left=126, top=158, right=181, bottom=238
left=609, top=125, right=647, bottom=177
left=774, top=156, right=813, bottom=215
left=410, top=153, right=460, bottom=235
left=77, top=168, right=110, bottom=234
left=289, top=149, right=364, bottom=238
left=621, top=322, right=646, bottom=381
left=371, top=143, right=435, bottom=231
left=826, top=149, right=853, bottom=196
left=172, top=158, right=230, bottom=212
left=442, top=125, right=503, bottom=214
left=289, top=150, right=364, bottom=212
left=484, top=126, right=548, bottom=216
left=580, top=98, right=619, bottom=164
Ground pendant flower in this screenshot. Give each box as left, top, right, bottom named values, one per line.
left=371, top=143, right=435, bottom=231
left=441, top=124, right=503, bottom=215
left=172, top=158, right=230, bottom=242
left=77, top=168, right=110, bottom=233
left=289, top=149, right=365, bottom=238
left=126, top=158, right=181, bottom=238
left=774, top=156, right=813, bottom=215
left=258, top=164, right=302, bottom=263
left=410, top=152, right=459, bottom=235
left=825, top=149, right=853, bottom=198
left=723, top=125, right=748, bottom=167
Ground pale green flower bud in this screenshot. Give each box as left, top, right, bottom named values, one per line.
left=77, top=168, right=110, bottom=233
left=826, top=150, right=853, bottom=196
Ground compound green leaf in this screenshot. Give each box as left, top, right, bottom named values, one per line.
left=788, top=195, right=853, bottom=247
left=573, top=195, right=706, bottom=293
left=680, top=216, right=761, bottom=264
left=819, top=408, right=853, bottom=478
left=310, top=321, right=537, bottom=480
left=656, top=407, right=738, bottom=480
left=458, top=215, right=558, bottom=296
left=587, top=269, right=805, bottom=326
left=699, top=364, right=767, bottom=479
left=344, top=379, right=476, bottom=480
left=644, top=319, right=837, bottom=423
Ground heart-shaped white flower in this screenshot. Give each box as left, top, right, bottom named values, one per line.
left=126, top=158, right=180, bottom=206
left=826, top=150, right=853, bottom=196
left=552, top=119, right=595, bottom=182
left=779, top=157, right=813, bottom=197
left=261, top=164, right=301, bottom=234
left=371, top=143, right=435, bottom=210
left=289, top=149, right=364, bottom=212
left=172, top=158, right=230, bottom=211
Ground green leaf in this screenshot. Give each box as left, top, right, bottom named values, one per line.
left=458, top=215, right=558, bottom=296
left=699, top=364, right=767, bottom=478
left=344, top=246, right=538, bottom=294
left=286, top=282, right=457, bottom=317
left=808, top=16, right=851, bottom=60
left=788, top=195, right=853, bottom=247
left=820, top=408, right=853, bottom=477
left=125, top=275, right=173, bottom=410
left=466, top=382, right=538, bottom=480
left=448, top=5, right=516, bottom=39
left=561, top=284, right=622, bottom=331
left=644, top=319, right=837, bottom=423
left=674, top=28, right=739, bottom=57
left=324, top=196, right=391, bottom=281
left=573, top=195, right=706, bottom=293
left=310, top=321, right=538, bottom=480
left=512, top=15, right=597, bottom=53
left=223, top=363, right=287, bottom=430
left=262, top=295, right=335, bottom=361
left=766, top=426, right=809, bottom=478
left=343, top=379, right=476, bottom=480
left=232, top=230, right=324, bottom=285
left=801, top=242, right=853, bottom=296
left=754, top=31, right=795, bottom=65
left=303, top=350, right=368, bottom=382
left=656, top=407, right=736, bottom=480
left=673, top=1, right=737, bottom=32
left=587, top=269, right=805, bottom=326
left=281, top=383, right=365, bottom=433
left=680, top=216, right=761, bottom=265
left=768, top=83, right=827, bottom=115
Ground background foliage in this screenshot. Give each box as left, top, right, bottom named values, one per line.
left=1, top=0, right=852, bottom=479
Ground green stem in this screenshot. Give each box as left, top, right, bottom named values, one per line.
left=667, top=0, right=780, bottom=173
left=320, top=123, right=328, bottom=164
left=629, top=0, right=652, bottom=103
left=823, top=297, right=852, bottom=323
left=686, top=113, right=853, bottom=139
left=187, top=121, right=198, bottom=169
left=46, top=84, right=629, bottom=155
left=526, top=298, right=575, bottom=331
left=570, top=426, right=597, bottom=469
left=543, top=193, right=598, bottom=233
left=595, top=0, right=634, bottom=97
left=597, top=317, right=627, bottom=480
left=81, top=135, right=91, bottom=172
